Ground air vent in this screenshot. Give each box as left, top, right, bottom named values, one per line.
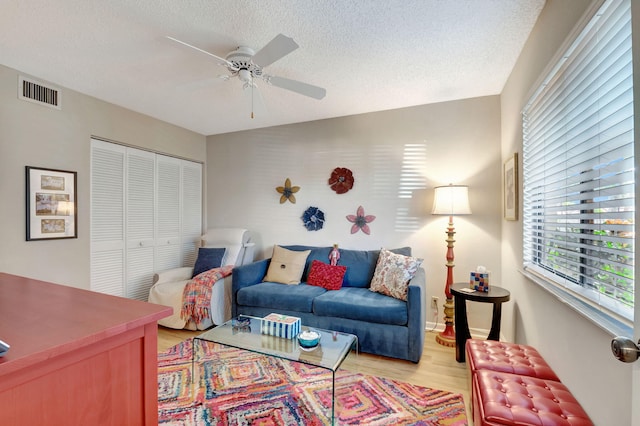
left=18, top=76, right=61, bottom=110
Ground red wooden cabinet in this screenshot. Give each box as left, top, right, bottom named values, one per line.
left=0, top=273, right=172, bottom=425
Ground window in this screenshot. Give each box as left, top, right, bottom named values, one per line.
left=522, top=0, right=634, bottom=324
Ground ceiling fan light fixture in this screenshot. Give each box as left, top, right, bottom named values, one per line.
left=238, top=69, right=253, bottom=84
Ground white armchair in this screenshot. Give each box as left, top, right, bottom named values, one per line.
left=148, top=228, right=255, bottom=330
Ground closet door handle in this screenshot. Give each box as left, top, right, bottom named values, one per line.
left=611, top=336, right=640, bottom=363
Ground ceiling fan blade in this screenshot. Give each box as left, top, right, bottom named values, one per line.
left=252, top=34, right=299, bottom=68
left=166, top=36, right=238, bottom=70
left=267, top=76, right=326, bottom=100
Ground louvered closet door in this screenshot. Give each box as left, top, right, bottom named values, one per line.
left=155, top=155, right=182, bottom=273
left=91, top=139, right=203, bottom=300
left=182, top=160, right=203, bottom=266
left=90, top=139, right=125, bottom=296
left=126, top=149, right=156, bottom=300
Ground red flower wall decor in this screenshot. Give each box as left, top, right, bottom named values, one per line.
left=328, top=167, right=354, bottom=194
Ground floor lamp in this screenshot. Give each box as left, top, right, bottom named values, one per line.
left=432, top=184, right=471, bottom=347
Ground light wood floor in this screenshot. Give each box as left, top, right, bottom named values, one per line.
left=158, top=326, right=472, bottom=421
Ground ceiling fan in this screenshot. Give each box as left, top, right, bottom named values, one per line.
left=167, top=34, right=326, bottom=101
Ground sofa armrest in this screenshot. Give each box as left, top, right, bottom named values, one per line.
left=231, top=258, right=271, bottom=317
left=406, top=267, right=426, bottom=363
left=153, top=266, right=194, bottom=285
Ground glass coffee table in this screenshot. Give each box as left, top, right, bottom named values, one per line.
left=194, top=315, right=358, bottom=424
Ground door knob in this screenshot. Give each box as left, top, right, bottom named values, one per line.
left=611, top=336, right=640, bottom=363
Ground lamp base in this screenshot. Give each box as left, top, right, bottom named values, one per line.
left=435, top=326, right=456, bottom=347
left=435, top=296, right=456, bottom=347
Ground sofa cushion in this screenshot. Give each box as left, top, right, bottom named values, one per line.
left=307, top=260, right=347, bottom=290
left=283, top=245, right=412, bottom=288
left=313, top=287, right=408, bottom=325
left=263, top=245, right=311, bottom=285
left=283, top=246, right=332, bottom=279
left=237, top=282, right=326, bottom=313
left=370, top=248, right=423, bottom=300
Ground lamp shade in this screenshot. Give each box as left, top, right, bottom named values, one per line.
left=432, top=184, right=471, bottom=215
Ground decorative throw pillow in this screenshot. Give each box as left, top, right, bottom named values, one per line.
left=370, top=248, right=423, bottom=301
left=263, top=245, right=311, bottom=285
left=192, top=247, right=227, bottom=278
left=307, top=260, right=347, bottom=290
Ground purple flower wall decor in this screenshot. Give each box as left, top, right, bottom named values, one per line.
left=302, top=206, right=325, bottom=231
left=328, top=167, right=354, bottom=194
left=347, top=205, right=376, bottom=234
left=275, top=178, right=300, bottom=204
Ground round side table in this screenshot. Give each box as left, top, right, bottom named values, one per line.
left=450, top=282, right=511, bottom=363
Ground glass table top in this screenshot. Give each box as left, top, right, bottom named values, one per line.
left=195, top=315, right=357, bottom=371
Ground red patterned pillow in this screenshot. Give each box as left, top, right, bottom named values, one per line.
left=307, top=260, right=347, bottom=290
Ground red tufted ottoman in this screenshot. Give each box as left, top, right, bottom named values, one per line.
left=466, top=339, right=560, bottom=381
left=473, top=370, right=594, bottom=426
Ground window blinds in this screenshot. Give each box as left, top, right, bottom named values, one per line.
left=522, top=0, right=634, bottom=321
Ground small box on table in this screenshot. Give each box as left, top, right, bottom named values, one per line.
left=261, top=313, right=301, bottom=339
left=470, top=272, right=490, bottom=292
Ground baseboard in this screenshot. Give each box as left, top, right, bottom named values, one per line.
left=425, top=321, right=491, bottom=340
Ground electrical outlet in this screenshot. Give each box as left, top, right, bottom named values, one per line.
left=431, top=296, right=439, bottom=309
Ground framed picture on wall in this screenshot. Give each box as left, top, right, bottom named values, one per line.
left=26, top=166, right=77, bottom=240
left=504, top=153, right=518, bottom=221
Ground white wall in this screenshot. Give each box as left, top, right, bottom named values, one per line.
left=500, top=1, right=634, bottom=424
left=0, top=64, right=206, bottom=289
left=206, top=96, right=502, bottom=331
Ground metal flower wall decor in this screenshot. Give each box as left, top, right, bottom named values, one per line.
left=347, top=205, right=376, bottom=234
left=276, top=178, right=300, bottom=204
left=328, top=167, right=354, bottom=194
left=302, top=206, right=325, bottom=231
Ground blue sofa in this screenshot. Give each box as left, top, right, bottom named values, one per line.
left=231, top=245, right=426, bottom=363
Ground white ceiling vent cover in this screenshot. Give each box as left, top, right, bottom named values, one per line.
left=18, top=76, right=61, bottom=110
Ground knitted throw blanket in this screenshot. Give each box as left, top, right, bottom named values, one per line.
left=180, top=265, right=234, bottom=325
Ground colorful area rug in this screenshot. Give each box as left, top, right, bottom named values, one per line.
left=158, top=339, right=467, bottom=425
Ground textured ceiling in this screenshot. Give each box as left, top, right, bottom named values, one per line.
left=0, top=0, right=545, bottom=136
